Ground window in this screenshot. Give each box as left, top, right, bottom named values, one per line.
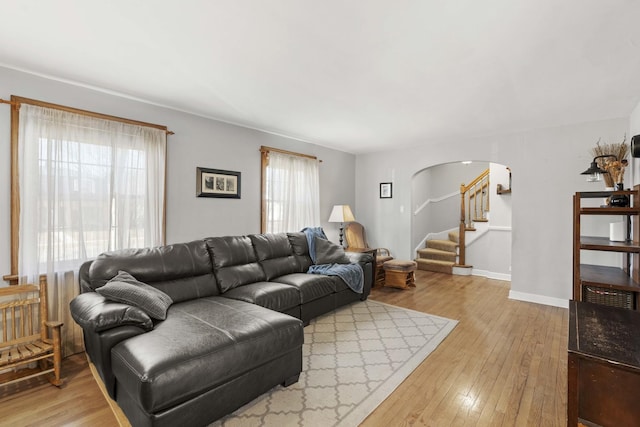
left=260, top=146, right=320, bottom=233
left=9, top=96, right=168, bottom=355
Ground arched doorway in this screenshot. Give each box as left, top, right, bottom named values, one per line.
left=411, top=161, right=512, bottom=280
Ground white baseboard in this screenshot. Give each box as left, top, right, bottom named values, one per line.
left=472, top=269, right=511, bottom=281
left=508, top=290, right=569, bottom=309
left=453, top=266, right=472, bottom=276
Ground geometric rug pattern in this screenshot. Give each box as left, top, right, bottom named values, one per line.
left=211, top=300, right=457, bottom=427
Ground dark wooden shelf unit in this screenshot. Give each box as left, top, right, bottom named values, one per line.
left=579, top=236, right=640, bottom=253
left=580, top=206, right=640, bottom=215
left=573, top=185, right=640, bottom=305
left=570, top=186, right=640, bottom=426
left=577, top=190, right=636, bottom=198
left=579, top=264, right=640, bottom=291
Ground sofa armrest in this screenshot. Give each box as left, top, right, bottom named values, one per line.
left=346, top=252, right=374, bottom=265
left=345, top=252, right=374, bottom=299
left=70, top=292, right=153, bottom=333
left=71, top=292, right=153, bottom=398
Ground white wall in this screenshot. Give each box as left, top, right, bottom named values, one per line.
left=488, top=163, right=512, bottom=227
left=0, top=67, right=356, bottom=279
left=355, top=117, right=629, bottom=306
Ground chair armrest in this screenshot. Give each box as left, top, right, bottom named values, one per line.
left=45, top=320, right=64, bottom=329
left=376, top=248, right=391, bottom=257
left=70, top=292, right=153, bottom=333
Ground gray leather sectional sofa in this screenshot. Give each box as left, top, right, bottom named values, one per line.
left=70, top=232, right=373, bottom=427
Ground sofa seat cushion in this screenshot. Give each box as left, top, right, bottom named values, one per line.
left=222, top=282, right=301, bottom=312
left=331, top=276, right=351, bottom=293
left=111, top=297, right=303, bottom=413
left=271, top=273, right=336, bottom=303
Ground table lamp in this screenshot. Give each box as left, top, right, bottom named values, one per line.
left=328, top=205, right=355, bottom=247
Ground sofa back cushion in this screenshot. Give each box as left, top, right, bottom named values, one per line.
left=205, top=236, right=266, bottom=292
left=314, top=237, right=350, bottom=264
left=249, top=233, right=302, bottom=280
left=287, top=232, right=313, bottom=271
left=87, top=240, right=219, bottom=303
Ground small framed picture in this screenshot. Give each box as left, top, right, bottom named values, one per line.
left=196, top=167, right=241, bottom=199
left=380, top=182, right=392, bottom=199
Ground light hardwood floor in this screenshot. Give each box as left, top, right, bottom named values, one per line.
left=0, top=271, right=568, bottom=426
left=364, top=271, right=568, bottom=427
left=0, top=353, right=119, bottom=426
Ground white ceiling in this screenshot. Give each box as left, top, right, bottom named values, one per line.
left=2, top=1, right=640, bottom=154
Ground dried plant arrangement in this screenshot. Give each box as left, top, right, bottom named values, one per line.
left=590, top=135, right=629, bottom=187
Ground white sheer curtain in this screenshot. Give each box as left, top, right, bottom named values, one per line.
left=17, top=104, right=166, bottom=356
left=265, top=151, right=320, bottom=233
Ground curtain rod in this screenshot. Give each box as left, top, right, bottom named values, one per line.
left=0, top=98, right=19, bottom=107
left=1, top=97, right=175, bottom=135
left=260, top=145, right=322, bottom=162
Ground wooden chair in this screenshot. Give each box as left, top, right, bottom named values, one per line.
left=0, top=276, right=63, bottom=387
left=344, top=222, right=394, bottom=287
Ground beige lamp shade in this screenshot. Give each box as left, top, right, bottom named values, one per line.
left=328, top=205, right=355, bottom=223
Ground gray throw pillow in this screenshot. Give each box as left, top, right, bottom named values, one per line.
left=314, top=237, right=350, bottom=265
left=96, top=270, right=173, bottom=320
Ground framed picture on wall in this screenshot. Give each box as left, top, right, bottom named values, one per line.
left=380, top=182, right=392, bottom=199
left=196, top=167, right=241, bottom=198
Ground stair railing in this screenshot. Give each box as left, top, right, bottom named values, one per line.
left=459, top=168, right=490, bottom=265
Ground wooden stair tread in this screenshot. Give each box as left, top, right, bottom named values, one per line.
left=428, top=239, right=457, bottom=244
left=418, top=248, right=457, bottom=256
left=416, top=259, right=454, bottom=274
left=427, top=239, right=457, bottom=247
left=416, top=259, right=455, bottom=266
left=473, top=218, right=489, bottom=222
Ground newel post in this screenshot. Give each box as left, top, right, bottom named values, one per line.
left=459, top=184, right=466, bottom=266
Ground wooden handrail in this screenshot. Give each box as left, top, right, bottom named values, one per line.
left=459, top=168, right=490, bottom=266
left=460, top=169, right=490, bottom=194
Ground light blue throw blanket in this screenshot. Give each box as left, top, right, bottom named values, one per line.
left=302, top=227, right=364, bottom=294
left=308, top=263, right=364, bottom=294
left=302, top=227, right=326, bottom=264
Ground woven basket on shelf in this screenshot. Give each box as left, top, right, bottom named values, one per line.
left=584, top=285, right=635, bottom=310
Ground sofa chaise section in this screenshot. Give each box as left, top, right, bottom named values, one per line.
left=112, top=297, right=302, bottom=427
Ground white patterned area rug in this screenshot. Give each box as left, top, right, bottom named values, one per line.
left=211, top=300, right=457, bottom=427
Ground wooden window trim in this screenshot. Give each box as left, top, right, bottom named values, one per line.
left=8, top=95, right=170, bottom=277
left=259, top=145, right=319, bottom=233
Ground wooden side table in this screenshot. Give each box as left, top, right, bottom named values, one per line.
left=568, top=300, right=640, bottom=427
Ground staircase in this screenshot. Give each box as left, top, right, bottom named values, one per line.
left=416, top=230, right=459, bottom=274
left=415, top=168, right=490, bottom=275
